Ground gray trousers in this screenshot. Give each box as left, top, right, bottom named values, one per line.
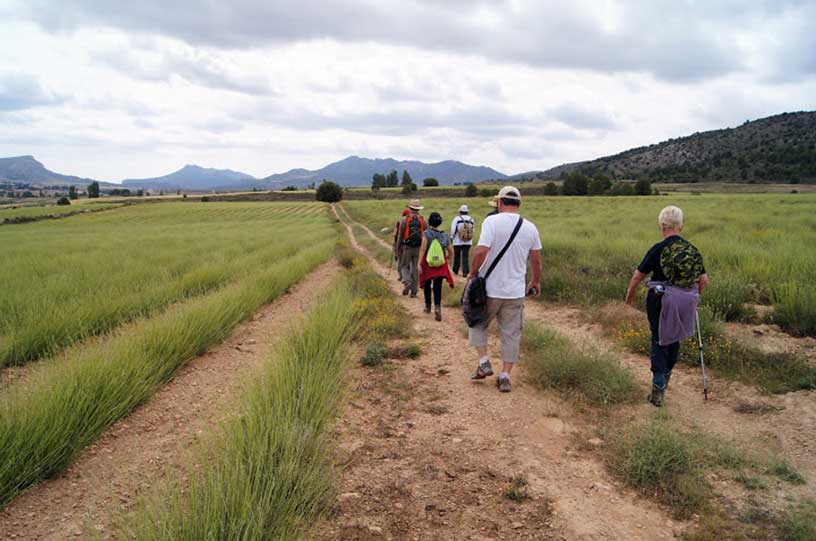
left=468, top=297, right=525, bottom=363
left=399, top=245, right=420, bottom=294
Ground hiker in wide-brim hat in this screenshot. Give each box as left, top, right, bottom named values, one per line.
left=624, top=205, right=710, bottom=407
left=396, top=200, right=426, bottom=297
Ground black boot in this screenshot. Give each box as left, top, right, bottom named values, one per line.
left=647, top=385, right=665, bottom=407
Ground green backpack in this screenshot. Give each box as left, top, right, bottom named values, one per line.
left=426, top=238, right=445, bottom=267
left=660, top=238, right=704, bottom=288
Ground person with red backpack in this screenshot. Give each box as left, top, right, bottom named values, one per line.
left=393, top=208, right=411, bottom=277
left=396, top=199, right=425, bottom=297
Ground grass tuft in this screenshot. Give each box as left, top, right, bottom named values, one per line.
left=523, top=323, right=640, bottom=406
left=361, top=342, right=388, bottom=366
left=780, top=499, right=816, bottom=541
left=504, top=475, right=530, bottom=502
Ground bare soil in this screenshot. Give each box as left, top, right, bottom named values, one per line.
left=0, top=261, right=340, bottom=540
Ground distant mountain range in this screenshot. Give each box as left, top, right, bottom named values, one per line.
left=260, top=156, right=507, bottom=189
left=4, top=111, right=814, bottom=190
left=122, top=165, right=256, bottom=191
left=520, top=111, right=816, bottom=183
left=0, top=155, right=117, bottom=187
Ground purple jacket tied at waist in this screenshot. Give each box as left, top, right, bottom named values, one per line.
left=648, top=281, right=700, bottom=346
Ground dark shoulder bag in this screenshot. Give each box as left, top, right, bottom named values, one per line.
left=461, top=216, right=524, bottom=327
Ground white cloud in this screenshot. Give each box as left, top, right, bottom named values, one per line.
left=0, top=1, right=813, bottom=181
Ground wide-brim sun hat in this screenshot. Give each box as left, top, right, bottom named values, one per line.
left=459, top=204, right=469, bottom=213
left=497, top=185, right=521, bottom=201
left=488, top=196, right=498, bottom=208
left=408, top=199, right=424, bottom=210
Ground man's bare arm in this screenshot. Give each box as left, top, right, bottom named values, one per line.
left=527, top=249, right=541, bottom=296
left=468, top=246, right=489, bottom=278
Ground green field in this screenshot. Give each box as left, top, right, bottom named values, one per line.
left=343, top=194, right=816, bottom=335
left=0, top=202, right=330, bottom=366
left=0, top=201, right=337, bottom=505
left=0, top=202, right=121, bottom=222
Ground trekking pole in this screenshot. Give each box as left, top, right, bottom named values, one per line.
left=695, top=309, right=709, bottom=401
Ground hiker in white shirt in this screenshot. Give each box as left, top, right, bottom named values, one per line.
left=450, top=205, right=475, bottom=277
left=468, top=186, right=542, bottom=393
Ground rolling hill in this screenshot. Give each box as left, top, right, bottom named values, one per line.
left=261, top=156, right=507, bottom=188
left=0, top=155, right=107, bottom=187
left=121, top=165, right=258, bottom=191
left=527, top=111, right=816, bottom=184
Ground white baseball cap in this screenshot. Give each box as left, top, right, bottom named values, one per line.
left=497, top=185, right=521, bottom=201
left=459, top=204, right=469, bottom=213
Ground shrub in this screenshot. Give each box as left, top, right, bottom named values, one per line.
left=316, top=180, right=343, bottom=202
left=780, top=499, right=816, bottom=541
left=634, top=179, right=652, bottom=195
left=401, top=182, right=417, bottom=194
left=523, top=323, right=640, bottom=405
left=701, top=275, right=756, bottom=322
left=422, top=178, right=439, bottom=187
left=361, top=342, right=388, bottom=366
left=773, top=282, right=816, bottom=337
left=56, top=197, right=71, bottom=206
left=543, top=182, right=559, bottom=196
left=479, top=188, right=497, bottom=197
left=464, top=183, right=478, bottom=197
left=504, top=475, right=529, bottom=501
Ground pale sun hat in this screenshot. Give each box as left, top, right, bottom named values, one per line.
left=497, top=185, right=521, bottom=201
left=459, top=204, right=469, bottom=213
left=488, top=196, right=498, bottom=208
left=408, top=199, right=424, bottom=210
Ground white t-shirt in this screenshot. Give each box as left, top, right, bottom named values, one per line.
left=477, top=212, right=542, bottom=299
left=450, top=214, right=475, bottom=246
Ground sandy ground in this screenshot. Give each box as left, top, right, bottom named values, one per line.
left=0, top=260, right=340, bottom=540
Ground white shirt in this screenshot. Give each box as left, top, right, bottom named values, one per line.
left=450, top=214, right=475, bottom=246
left=477, top=212, right=542, bottom=299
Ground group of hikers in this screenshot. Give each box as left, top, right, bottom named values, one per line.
left=390, top=185, right=708, bottom=402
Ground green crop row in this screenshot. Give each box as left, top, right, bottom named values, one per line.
left=0, top=202, right=332, bottom=366
left=0, top=235, right=335, bottom=506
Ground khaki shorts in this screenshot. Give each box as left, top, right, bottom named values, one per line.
left=468, top=297, right=524, bottom=363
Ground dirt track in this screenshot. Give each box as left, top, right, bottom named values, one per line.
left=328, top=204, right=816, bottom=539
left=0, top=261, right=340, bottom=540
left=326, top=206, right=677, bottom=540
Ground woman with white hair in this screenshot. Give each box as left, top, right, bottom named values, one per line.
left=625, top=205, right=709, bottom=407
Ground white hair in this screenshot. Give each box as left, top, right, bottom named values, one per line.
left=658, top=205, right=684, bottom=230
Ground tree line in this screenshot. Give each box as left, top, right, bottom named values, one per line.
left=544, top=173, right=654, bottom=196
left=371, top=170, right=439, bottom=193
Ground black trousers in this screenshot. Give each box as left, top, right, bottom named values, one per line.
left=424, top=277, right=443, bottom=308
left=452, top=245, right=470, bottom=276
left=646, top=290, right=680, bottom=390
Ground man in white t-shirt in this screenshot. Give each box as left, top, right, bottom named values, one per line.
left=467, top=186, right=542, bottom=393
left=450, top=204, right=475, bottom=277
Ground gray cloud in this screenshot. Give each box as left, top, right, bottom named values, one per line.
left=0, top=71, right=63, bottom=111
left=21, top=0, right=804, bottom=82
left=550, top=103, right=620, bottom=131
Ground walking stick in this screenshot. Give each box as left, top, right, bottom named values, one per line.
left=695, top=309, right=709, bottom=400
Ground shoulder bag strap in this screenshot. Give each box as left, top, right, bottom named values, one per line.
left=483, top=216, right=524, bottom=280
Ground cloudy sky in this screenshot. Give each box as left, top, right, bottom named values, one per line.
left=1, top=1, right=814, bottom=181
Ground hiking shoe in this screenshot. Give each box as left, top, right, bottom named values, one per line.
left=497, top=375, right=511, bottom=393
left=470, top=361, right=494, bottom=380
left=410, top=292, right=417, bottom=298
left=434, top=307, right=442, bottom=321
left=647, top=385, right=665, bottom=408
left=424, top=305, right=431, bottom=314
left=402, top=286, right=410, bottom=296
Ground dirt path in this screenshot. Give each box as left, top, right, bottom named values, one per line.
left=327, top=206, right=677, bottom=540
left=525, top=303, right=816, bottom=507
left=0, top=260, right=340, bottom=541
left=338, top=206, right=816, bottom=507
